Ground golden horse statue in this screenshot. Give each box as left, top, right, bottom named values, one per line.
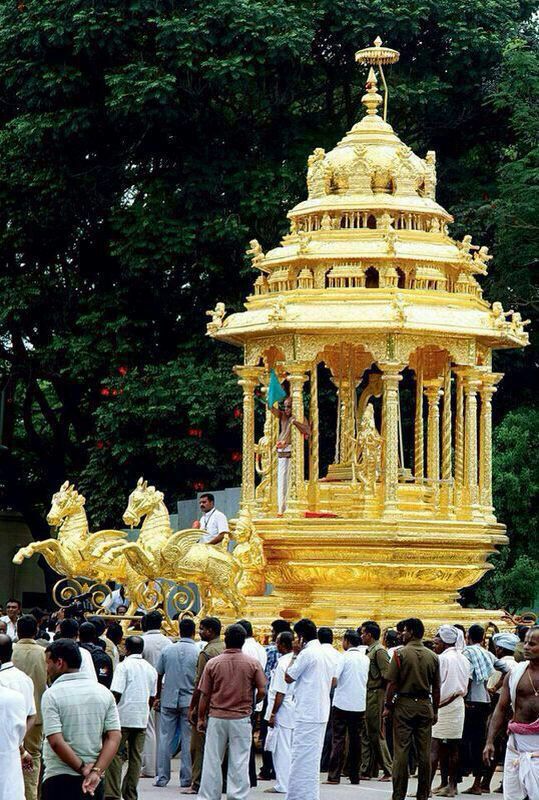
left=104, top=479, right=246, bottom=617
left=13, top=481, right=144, bottom=614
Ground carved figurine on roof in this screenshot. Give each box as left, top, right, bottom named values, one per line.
left=205, top=36, right=530, bottom=632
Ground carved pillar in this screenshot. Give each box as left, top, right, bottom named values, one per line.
left=308, top=362, right=320, bottom=505
left=235, top=366, right=260, bottom=507
left=479, top=373, right=503, bottom=517
left=424, top=379, right=443, bottom=482
left=380, top=362, right=404, bottom=517
left=454, top=368, right=466, bottom=488
left=338, top=379, right=355, bottom=464
left=463, top=373, right=481, bottom=515
left=441, top=363, right=452, bottom=482
left=414, top=352, right=424, bottom=480
left=285, top=364, right=308, bottom=515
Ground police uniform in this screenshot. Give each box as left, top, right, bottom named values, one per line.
left=361, top=640, right=393, bottom=778
left=387, top=639, right=439, bottom=800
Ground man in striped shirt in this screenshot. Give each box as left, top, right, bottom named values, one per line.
left=41, top=639, right=121, bottom=800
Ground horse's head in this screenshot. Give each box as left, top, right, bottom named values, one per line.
left=123, top=477, right=164, bottom=528
left=47, top=481, right=86, bottom=528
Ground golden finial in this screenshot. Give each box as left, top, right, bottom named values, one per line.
left=361, top=67, right=383, bottom=116
left=355, top=37, right=400, bottom=122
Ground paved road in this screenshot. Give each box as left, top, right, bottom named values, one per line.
left=139, top=761, right=503, bottom=799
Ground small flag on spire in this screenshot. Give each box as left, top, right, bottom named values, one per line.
left=266, top=369, right=286, bottom=408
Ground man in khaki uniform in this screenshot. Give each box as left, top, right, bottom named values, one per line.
left=188, top=617, right=225, bottom=793
left=360, top=620, right=392, bottom=780
left=12, top=614, right=48, bottom=800
left=384, top=617, right=440, bottom=800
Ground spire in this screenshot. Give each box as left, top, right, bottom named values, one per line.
left=355, top=37, right=400, bottom=122
left=362, top=67, right=382, bottom=116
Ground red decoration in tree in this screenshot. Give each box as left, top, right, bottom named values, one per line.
left=188, top=427, right=203, bottom=438
left=231, top=451, right=242, bottom=462
left=100, top=388, right=110, bottom=396
left=111, top=389, right=118, bottom=396
left=118, top=366, right=128, bottom=376
left=233, top=407, right=242, bottom=419
left=96, top=440, right=104, bottom=449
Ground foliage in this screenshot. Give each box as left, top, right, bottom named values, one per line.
left=0, top=0, right=535, bottom=611
left=466, top=407, right=539, bottom=610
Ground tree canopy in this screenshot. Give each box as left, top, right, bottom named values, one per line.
left=0, top=0, right=536, bottom=604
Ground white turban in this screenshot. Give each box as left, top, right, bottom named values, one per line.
left=437, top=624, right=465, bottom=651
left=492, top=632, right=520, bottom=652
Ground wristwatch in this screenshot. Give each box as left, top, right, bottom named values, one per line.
left=90, top=766, right=103, bottom=777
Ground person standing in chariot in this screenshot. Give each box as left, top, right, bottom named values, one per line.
left=267, top=370, right=311, bottom=515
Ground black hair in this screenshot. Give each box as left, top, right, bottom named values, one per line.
left=106, top=622, right=123, bottom=646
left=384, top=629, right=399, bottom=648
left=344, top=629, right=361, bottom=647
left=277, top=631, right=294, bottom=650
left=225, top=623, right=246, bottom=649
left=87, top=616, right=106, bottom=636
left=59, top=618, right=79, bottom=639
left=0, top=634, right=13, bottom=662
left=468, top=624, right=485, bottom=644
left=125, top=635, right=144, bottom=655
left=396, top=620, right=406, bottom=632
left=237, top=619, right=253, bottom=638
left=29, top=607, right=46, bottom=623
left=317, top=627, right=333, bottom=644
left=403, top=618, right=425, bottom=640
left=516, top=624, right=530, bottom=642
left=46, top=638, right=82, bottom=669
left=271, top=619, right=291, bottom=634
left=6, top=598, right=21, bottom=608
left=362, top=621, right=381, bottom=641
left=17, top=614, right=38, bottom=639
left=200, top=617, right=222, bottom=636
left=79, top=621, right=97, bottom=643
left=200, top=493, right=215, bottom=503
left=179, top=617, right=196, bottom=638
left=294, top=618, right=317, bottom=642
left=143, top=611, right=163, bottom=632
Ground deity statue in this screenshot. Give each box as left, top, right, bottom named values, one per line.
left=351, top=404, right=382, bottom=491
left=457, top=235, right=477, bottom=263
left=206, top=302, right=226, bottom=334
left=297, top=231, right=312, bottom=255
left=473, top=245, right=493, bottom=274
left=392, top=292, right=408, bottom=324
left=306, top=148, right=328, bottom=198
left=255, top=431, right=272, bottom=513
left=246, top=238, right=265, bottom=269
left=232, top=506, right=266, bottom=596
left=491, top=301, right=513, bottom=330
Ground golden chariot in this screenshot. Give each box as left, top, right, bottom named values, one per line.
left=206, top=39, right=529, bottom=631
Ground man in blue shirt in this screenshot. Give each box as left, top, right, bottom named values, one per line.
left=154, top=618, right=199, bottom=789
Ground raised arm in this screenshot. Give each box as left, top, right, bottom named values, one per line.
left=484, top=673, right=511, bottom=765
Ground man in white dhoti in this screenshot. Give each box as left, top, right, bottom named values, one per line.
left=285, top=618, right=333, bottom=800
left=430, top=625, right=470, bottom=797
left=265, top=631, right=295, bottom=794
left=0, top=684, right=27, bottom=800
left=270, top=396, right=311, bottom=515
left=484, top=624, right=539, bottom=800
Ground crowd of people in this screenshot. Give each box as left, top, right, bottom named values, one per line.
left=0, top=597, right=537, bottom=800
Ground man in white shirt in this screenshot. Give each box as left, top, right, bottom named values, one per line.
left=0, top=684, right=28, bottom=800
left=265, top=631, right=295, bottom=794
left=285, top=618, right=333, bottom=800
left=58, top=618, right=97, bottom=682
left=318, top=627, right=342, bottom=772
left=102, top=585, right=129, bottom=614
left=141, top=611, right=170, bottom=779
left=238, top=619, right=267, bottom=787
left=0, top=634, right=36, bottom=732
left=430, top=625, right=471, bottom=797
left=105, top=636, right=157, bottom=800
left=0, top=598, right=21, bottom=641
left=196, top=493, right=229, bottom=545
left=325, top=629, right=369, bottom=785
